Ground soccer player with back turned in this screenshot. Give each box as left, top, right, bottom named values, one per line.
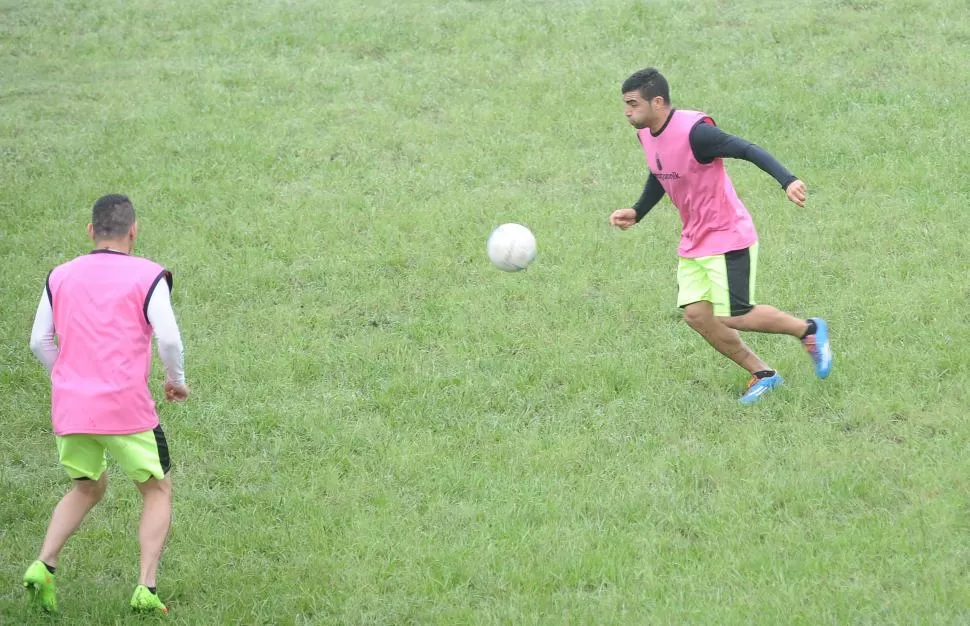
left=610, top=68, right=833, bottom=404
left=24, top=194, right=189, bottom=614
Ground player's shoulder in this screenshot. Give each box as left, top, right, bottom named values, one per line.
left=677, top=108, right=713, bottom=119
left=131, top=256, right=173, bottom=292
left=679, top=109, right=717, bottom=128
left=688, top=117, right=721, bottom=145
left=96, top=253, right=170, bottom=282
left=131, top=254, right=165, bottom=268
left=49, top=253, right=89, bottom=276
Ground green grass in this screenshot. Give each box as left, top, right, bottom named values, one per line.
left=2, top=0, right=970, bottom=622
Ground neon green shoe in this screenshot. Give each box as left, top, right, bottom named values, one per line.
left=23, top=560, right=57, bottom=613
left=131, top=585, right=168, bottom=614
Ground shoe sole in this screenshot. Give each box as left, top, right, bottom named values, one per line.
left=811, top=318, right=833, bottom=379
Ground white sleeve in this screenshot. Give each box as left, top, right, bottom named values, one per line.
left=29, top=288, right=59, bottom=373
left=146, top=279, right=186, bottom=385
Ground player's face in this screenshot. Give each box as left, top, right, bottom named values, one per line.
left=623, top=90, right=653, bottom=129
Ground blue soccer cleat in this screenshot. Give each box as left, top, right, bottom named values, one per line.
left=740, top=372, right=784, bottom=405
left=802, top=317, right=833, bottom=379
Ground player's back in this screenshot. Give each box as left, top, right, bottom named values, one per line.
left=47, top=251, right=170, bottom=435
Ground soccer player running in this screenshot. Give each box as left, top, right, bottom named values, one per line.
left=23, top=194, right=188, bottom=614
left=610, top=68, right=832, bottom=405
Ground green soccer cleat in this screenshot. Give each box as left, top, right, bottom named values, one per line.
left=23, top=560, right=57, bottom=613
left=131, top=584, right=169, bottom=614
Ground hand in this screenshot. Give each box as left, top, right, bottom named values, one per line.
left=164, top=381, right=190, bottom=402
left=610, top=208, right=638, bottom=230
left=786, top=179, right=807, bottom=207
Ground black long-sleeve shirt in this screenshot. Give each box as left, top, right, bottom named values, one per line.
left=632, top=112, right=798, bottom=221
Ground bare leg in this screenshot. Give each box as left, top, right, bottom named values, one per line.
left=135, top=476, right=172, bottom=588
left=683, top=301, right=772, bottom=374
left=718, top=305, right=809, bottom=338
left=38, top=475, right=108, bottom=566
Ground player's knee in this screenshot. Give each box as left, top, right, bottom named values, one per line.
left=76, top=476, right=108, bottom=502
left=682, top=304, right=712, bottom=329
left=137, top=475, right=172, bottom=500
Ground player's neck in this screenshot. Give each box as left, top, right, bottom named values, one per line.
left=93, top=239, right=132, bottom=254
left=649, top=107, right=674, bottom=134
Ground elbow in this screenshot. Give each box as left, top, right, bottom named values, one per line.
left=29, top=336, right=44, bottom=356
left=159, top=334, right=183, bottom=349
left=29, top=337, right=55, bottom=368
left=157, top=336, right=184, bottom=357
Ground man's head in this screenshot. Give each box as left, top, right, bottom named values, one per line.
left=88, top=194, right=138, bottom=251
left=621, top=67, right=671, bottom=130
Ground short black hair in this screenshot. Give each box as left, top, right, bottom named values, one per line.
left=91, top=194, right=136, bottom=239
left=621, top=68, right=670, bottom=105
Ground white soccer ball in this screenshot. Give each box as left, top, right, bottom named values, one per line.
left=487, top=223, right=537, bottom=272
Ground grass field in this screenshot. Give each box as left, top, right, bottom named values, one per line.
left=3, top=0, right=970, bottom=623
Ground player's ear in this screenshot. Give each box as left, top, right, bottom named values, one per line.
left=87, top=223, right=95, bottom=242
left=130, top=221, right=138, bottom=240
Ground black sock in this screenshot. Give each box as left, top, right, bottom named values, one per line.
left=43, top=562, right=56, bottom=575
left=754, top=370, right=776, bottom=379
left=801, top=319, right=817, bottom=339
left=148, top=586, right=157, bottom=595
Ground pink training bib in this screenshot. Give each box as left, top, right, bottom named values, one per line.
left=46, top=251, right=171, bottom=435
left=637, top=109, right=758, bottom=258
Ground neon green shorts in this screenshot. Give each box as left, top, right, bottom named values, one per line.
left=677, top=242, right=759, bottom=317
left=55, top=426, right=170, bottom=483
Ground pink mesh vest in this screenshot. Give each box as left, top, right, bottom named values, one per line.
left=637, top=110, right=758, bottom=258
left=46, top=251, right=171, bottom=435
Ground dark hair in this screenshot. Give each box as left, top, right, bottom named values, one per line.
left=621, top=68, right=670, bottom=105
left=91, top=194, right=136, bottom=239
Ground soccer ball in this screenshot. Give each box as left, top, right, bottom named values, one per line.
left=487, top=223, right=537, bottom=272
